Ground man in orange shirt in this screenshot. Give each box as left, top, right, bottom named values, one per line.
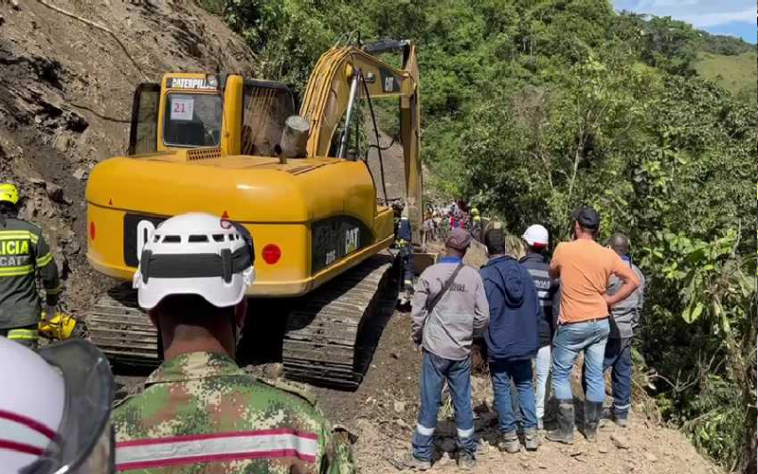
left=546, top=207, right=639, bottom=445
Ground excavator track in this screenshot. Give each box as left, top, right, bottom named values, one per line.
left=282, top=254, right=397, bottom=389
left=87, top=254, right=398, bottom=388
left=86, top=285, right=160, bottom=367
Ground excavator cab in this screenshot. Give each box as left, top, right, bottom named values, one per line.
left=127, top=73, right=298, bottom=157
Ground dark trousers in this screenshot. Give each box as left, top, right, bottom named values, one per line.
left=399, top=245, right=414, bottom=284
left=581, top=336, right=633, bottom=418
left=604, top=337, right=632, bottom=418
left=0, top=324, right=39, bottom=349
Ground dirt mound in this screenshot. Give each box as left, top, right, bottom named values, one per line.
left=0, top=0, right=255, bottom=314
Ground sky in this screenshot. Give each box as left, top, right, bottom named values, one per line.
left=613, top=0, right=757, bottom=44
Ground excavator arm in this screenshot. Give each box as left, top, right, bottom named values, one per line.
left=300, top=40, right=423, bottom=241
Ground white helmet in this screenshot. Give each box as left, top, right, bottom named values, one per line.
left=0, top=336, right=114, bottom=473
left=133, top=213, right=255, bottom=309
left=522, top=224, right=549, bottom=248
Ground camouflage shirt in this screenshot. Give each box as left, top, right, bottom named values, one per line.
left=112, top=352, right=355, bottom=474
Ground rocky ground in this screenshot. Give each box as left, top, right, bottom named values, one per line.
left=307, top=310, right=722, bottom=474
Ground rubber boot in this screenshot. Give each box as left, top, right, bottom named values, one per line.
left=545, top=400, right=575, bottom=445
left=524, top=427, right=539, bottom=451
left=583, top=401, right=603, bottom=443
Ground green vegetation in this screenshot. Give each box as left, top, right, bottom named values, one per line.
left=202, top=1, right=756, bottom=470
left=695, top=51, right=758, bottom=99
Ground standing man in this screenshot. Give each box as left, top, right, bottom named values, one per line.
left=603, top=233, right=645, bottom=427
left=481, top=226, right=541, bottom=453
left=396, top=204, right=415, bottom=306
left=519, top=224, right=560, bottom=431
left=546, top=207, right=639, bottom=444
left=113, top=213, right=354, bottom=473
left=0, top=183, right=61, bottom=348
left=406, top=228, right=489, bottom=470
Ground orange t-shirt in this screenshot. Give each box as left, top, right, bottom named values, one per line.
left=550, top=238, right=640, bottom=324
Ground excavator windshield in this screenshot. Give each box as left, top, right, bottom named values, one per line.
left=163, top=92, right=223, bottom=148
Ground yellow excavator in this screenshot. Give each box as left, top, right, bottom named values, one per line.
left=85, top=40, right=422, bottom=387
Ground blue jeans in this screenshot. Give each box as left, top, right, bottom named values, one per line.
left=412, top=351, right=477, bottom=460
left=604, top=337, right=632, bottom=418
left=490, top=359, right=537, bottom=433
left=552, top=319, right=610, bottom=403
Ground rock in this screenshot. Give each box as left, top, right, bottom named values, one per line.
left=598, top=444, right=609, bottom=454
left=45, top=183, right=64, bottom=203
left=0, top=15, right=5, bottom=27
left=10, top=0, right=19, bottom=11
left=262, top=363, right=283, bottom=379
left=643, top=451, right=658, bottom=463
left=394, top=418, right=410, bottom=431
left=29, top=177, right=45, bottom=186
left=393, top=401, right=406, bottom=413
left=54, top=134, right=72, bottom=154
left=611, top=433, right=631, bottom=450
left=72, top=168, right=88, bottom=180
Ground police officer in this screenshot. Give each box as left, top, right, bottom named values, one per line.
left=113, top=213, right=355, bottom=473
left=0, top=183, right=61, bottom=348
left=396, top=204, right=414, bottom=305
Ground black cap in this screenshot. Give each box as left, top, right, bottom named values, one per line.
left=571, top=206, right=600, bottom=231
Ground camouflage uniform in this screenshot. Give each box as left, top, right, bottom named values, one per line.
left=113, top=352, right=355, bottom=473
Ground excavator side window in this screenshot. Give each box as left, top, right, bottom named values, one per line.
left=128, top=83, right=160, bottom=155
left=241, top=81, right=297, bottom=157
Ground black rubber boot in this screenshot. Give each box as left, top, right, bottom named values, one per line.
left=583, top=401, right=603, bottom=443
left=545, top=400, right=575, bottom=445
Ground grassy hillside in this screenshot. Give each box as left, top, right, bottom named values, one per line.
left=695, top=51, right=757, bottom=97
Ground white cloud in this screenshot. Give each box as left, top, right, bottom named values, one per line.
left=616, top=0, right=757, bottom=27
left=681, top=7, right=756, bottom=28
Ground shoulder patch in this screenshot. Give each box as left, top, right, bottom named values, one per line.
left=257, top=378, right=318, bottom=406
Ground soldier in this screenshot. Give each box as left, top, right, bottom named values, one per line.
left=0, top=183, right=61, bottom=348
left=112, top=213, right=355, bottom=473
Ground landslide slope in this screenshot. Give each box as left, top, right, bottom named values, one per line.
left=0, top=0, right=256, bottom=312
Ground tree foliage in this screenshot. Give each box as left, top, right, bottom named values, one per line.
left=204, top=0, right=757, bottom=469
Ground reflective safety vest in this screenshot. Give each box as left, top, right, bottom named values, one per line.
left=0, top=217, right=60, bottom=329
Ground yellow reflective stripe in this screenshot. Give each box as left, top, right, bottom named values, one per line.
left=46, top=286, right=62, bottom=295
left=0, top=231, right=37, bottom=244
left=7, top=328, right=39, bottom=340
left=36, top=253, right=53, bottom=267
left=0, top=265, right=34, bottom=276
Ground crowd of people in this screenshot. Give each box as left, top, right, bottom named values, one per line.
left=404, top=205, right=646, bottom=470
left=0, top=180, right=645, bottom=473
left=421, top=201, right=485, bottom=245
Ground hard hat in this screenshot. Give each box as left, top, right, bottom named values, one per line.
left=133, top=212, right=255, bottom=309
left=0, top=336, right=114, bottom=473
left=471, top=208, right=479, bottom=216
left=0, top=183, right=19, bottom=206
left=522, top=224, right=549, bottom=247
